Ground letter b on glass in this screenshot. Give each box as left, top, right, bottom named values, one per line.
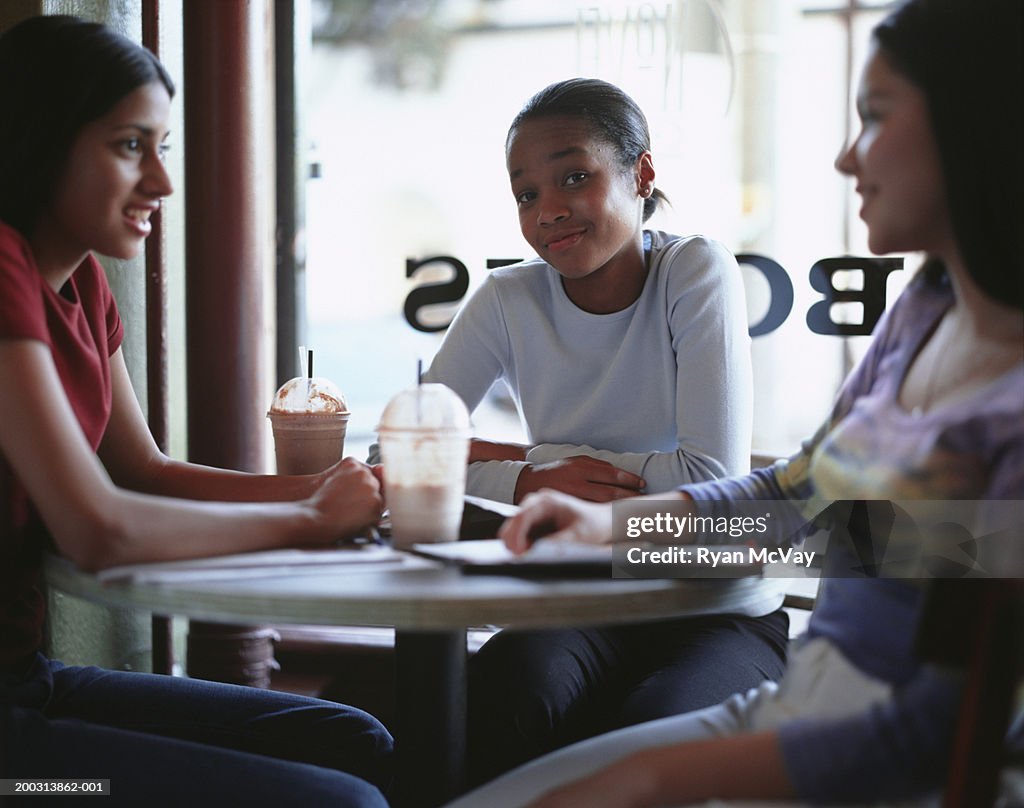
left=806, top=257, right=903, bottom=336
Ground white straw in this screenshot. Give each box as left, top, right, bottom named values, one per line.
left=416, top=359, right=423, bottom=423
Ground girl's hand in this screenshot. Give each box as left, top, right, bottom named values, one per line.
left=308, top=458, right=384, bottom=541
left=469, top=438, right=529, bottom=463
left=514, top=456, right=644, bottom=504
left=498, top=489, right=614, bottom=554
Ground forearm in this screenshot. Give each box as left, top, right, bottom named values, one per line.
left=639, top=731, right=794, bottom=804
left=121, top=454, right=320, bottom=502
left=98, top=354, right=322, bottom=503
left=525, top=443, right=730, bottom=491
left=48, top=485, right=323, bottom=572
left=664, top=238, right=754, bottom=489
left=535, top=731, right=794, bottom=807
left=466, top=460, right=529, bottom=503
left=469, top=439, right=529, bottom=463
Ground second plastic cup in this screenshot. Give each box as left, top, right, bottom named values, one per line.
left=377, top=383, right=470, bottom=549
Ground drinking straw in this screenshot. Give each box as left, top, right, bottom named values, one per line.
left=416, top=359, right=423, bottom=424
left=307, top=348, right=314, bottom=379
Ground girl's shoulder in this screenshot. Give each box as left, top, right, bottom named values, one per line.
left=0, top=220, right=114, bottom=325
left=648, top=231, right=736, bottom=277
left=886, top=268, right=952, bottom=321
left=0, top=218, right=25, bottom=242
left=450, top=256, right=554, bottom=326
left=648, top=230, right=732, bottom=257
left=0, top=220, right=41, bottom=298
left=865, top=269, right=953, bottom=359
left=0, top=219, right=34, bottom=266
left=487, top=254, right=549, bottom=278
left=0, top=220, right=47, bottom=341
left=646, top=230, right=742, bottom=300
left=481, top=255, right=555, bottom=295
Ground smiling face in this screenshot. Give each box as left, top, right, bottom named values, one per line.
left=835, top=46, right=953, bottom=258
left=32, top=81, right=173, bottom=280
left=506, top=116, right=653, bottom=309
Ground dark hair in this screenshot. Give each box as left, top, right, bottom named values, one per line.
left=873, top=0, right=1022, bottom=309
left=0, top=15, right=175, bottom=236
left=507, top=78, right=668, bottom=223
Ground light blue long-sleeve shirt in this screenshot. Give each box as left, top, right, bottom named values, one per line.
left=416, top=231, right=753, bottom=503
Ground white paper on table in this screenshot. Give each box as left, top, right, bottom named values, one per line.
left=96, top=545, right=408, bottom=585
left=410, top=538, right=611, bottom=567
left=463, top=495, right=519, bottom=518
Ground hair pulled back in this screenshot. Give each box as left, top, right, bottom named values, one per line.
left=507, top=78, right=667, bottom=223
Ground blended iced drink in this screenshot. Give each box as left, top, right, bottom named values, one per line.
left=267, top=376, right=350, bottom=475
left=377, top=383, right=470, bottom=548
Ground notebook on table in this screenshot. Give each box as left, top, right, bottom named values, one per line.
left=409, top=538, right=613, bottom=578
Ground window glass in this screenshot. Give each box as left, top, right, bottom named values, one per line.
left=307, top=0, right=908, bottom=462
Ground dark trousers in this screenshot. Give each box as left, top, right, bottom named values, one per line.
left=466, top=609, right=789, bottom=788
left=0, top=654, right=392, bottom=807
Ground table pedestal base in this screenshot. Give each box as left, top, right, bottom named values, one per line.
left=394, top=629, right=467, bottom=807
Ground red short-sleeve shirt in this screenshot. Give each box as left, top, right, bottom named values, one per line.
left=0, top=220, right=124, bottom=665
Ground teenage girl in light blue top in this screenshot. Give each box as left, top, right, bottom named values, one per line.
left=411, top=78, right=789, bottom=789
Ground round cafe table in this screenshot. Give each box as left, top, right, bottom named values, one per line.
left=45, top=552, right=778, bottom=807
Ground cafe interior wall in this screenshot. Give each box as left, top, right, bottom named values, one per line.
left=0, top=0, right=188, bottom=674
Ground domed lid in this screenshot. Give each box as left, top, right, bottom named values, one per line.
left=377, top=383, right=470, bottom=432
left=269, top=376, right=349, bottom=414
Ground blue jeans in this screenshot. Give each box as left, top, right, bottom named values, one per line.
left=0, top=654, right=392, bottom=806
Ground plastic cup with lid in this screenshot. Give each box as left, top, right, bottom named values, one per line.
left=376, top=383, right=470, bottom=548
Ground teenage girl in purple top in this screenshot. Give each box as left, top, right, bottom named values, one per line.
left=447, top=0, right=1023, bottom=805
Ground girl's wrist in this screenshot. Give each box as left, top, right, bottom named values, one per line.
left=470, top=439, right=528, bottom=463
left=512, top=463, right=536, bottom=505
left=291, top=500, right=333, bottom=546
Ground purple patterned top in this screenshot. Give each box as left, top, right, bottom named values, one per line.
left=682, top=272, right=1024, bottom=801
